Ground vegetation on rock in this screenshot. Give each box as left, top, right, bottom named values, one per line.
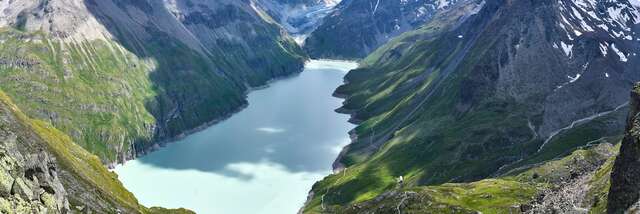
left=0, top=89, right=192, bottom=213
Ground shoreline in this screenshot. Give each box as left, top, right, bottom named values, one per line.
left=299, top=60, right=360, bottom=212
left=323, top=59, right=362, bottom=172
left=112, top=59, right=360, bottom=169
left=115, top=59, right=361, bottom=213
left=111, top=62, right=306, bottom=168
left=329, top=91, right=362, bottom=172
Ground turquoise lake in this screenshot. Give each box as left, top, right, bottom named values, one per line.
left=114, top=60, right=358, bottom=214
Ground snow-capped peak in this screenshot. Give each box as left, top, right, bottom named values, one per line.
left=557, top=0, right=639, bottom=40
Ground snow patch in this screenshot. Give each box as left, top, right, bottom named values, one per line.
left=610, top=43, right=628, bottom=62
left=568, top=73, right=581, bottom=83
left=560, top=41, right=573, bottom=57
left=437, top=0, right=451, bottom=9
left=599, top=43, right=608, bottom=57
left=557, top=0, right=640, bottom=42
left=372, top=0, right=381, bottom=14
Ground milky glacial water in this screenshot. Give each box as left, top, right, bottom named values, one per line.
left=114, top=60, right=357, bottom=214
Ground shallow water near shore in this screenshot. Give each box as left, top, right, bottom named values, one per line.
left=114, top=60, right=357, bottom=214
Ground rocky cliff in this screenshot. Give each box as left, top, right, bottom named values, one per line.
left=0, top=90, right=192, bottom=213
left=0, top=108, right=69, bottom=212
left=0, top=0, right=307, bottom=164
left=608, top=83, right=640, bottom=213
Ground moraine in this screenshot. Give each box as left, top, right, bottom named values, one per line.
left=114, top=60, right=357, bottom=214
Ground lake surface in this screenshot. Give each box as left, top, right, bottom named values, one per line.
left=114, top=60, right=358, bottom=214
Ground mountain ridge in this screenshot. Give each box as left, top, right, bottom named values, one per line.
left=303, top=0, right=640, bottom=212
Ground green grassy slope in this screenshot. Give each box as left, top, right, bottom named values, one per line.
left=0, top=9, right=306, bottom=163
left=0, top=89, right=193, bottom=213
left=304, top=143, right=617, bottom=213
left=0, top=29, right=157, bottom=162
left=304, top=0, right=633, bottom=211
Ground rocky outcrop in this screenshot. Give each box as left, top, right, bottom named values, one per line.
left=608, top=83, right=640, bottom=213
left=524, top=143, right=616, bottom=213
left=0, top=90, right=195, bottom=213
left=0, top=93, right=101, bottom=212
left=0, top=132, right=69, bottom=213
left=0, top=57, right=40, bottom=69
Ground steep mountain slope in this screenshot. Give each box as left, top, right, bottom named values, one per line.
left=304, top=0, right=640, bottom=210
left=304, top=139, right=618, bottom=213
left=304, top=0, right=463, bottom=59
left=327, top=83, right=640, bottom=214
left=0, top=0, right=306, bottom=164
left=608, top=83, right=640, bottom=213
left=0, top=90, right=191, bottom=213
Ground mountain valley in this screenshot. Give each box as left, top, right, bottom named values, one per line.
left=0, top=0, right=639, bottom=213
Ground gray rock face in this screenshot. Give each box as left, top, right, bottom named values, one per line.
left=0, top=96, right=148, bottom=213
left=536, top=0, right=640, bottom=141
left=608, top=83, right=640, bottom=213
left=304, top=0, right=463, bottom=59
left=0, top=0, right=109, bottom=41
left=0, top=102, right=69, bottom=213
